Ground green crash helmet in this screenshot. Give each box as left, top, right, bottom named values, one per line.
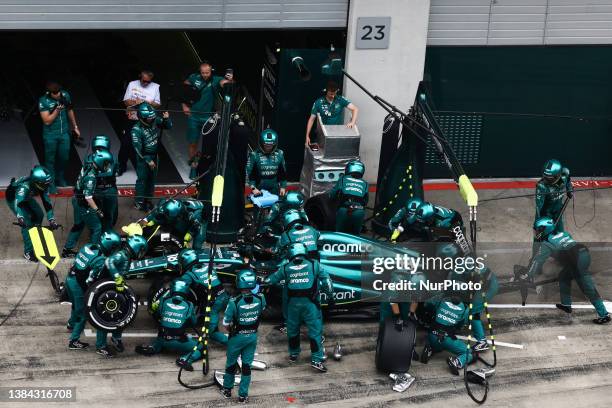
left=91, top=150, right=114, bottom=173
left=30, top=165, right=53, bottom=191
left=126, top=234, right=148, bottom=259
left=236, top=268, right=257, bottom=290
left=415, top=202, right=435, bottom=224
left=287, top=242, right=307, bottom=260
left=436, top=243, right=460, bottom=259
left=282, top=209, right=303, bottom=230
left=137, top=102, right=157, bottom=125
left=345, top=159, right=365, bottom=178
left=92, top=134, right=111, bottom=151
left=171, top=279, right=190, bottom=296
left=182, top=198, right=203, bottom=212
left=534, top=217, right=555, bottom=240
left=99, top=231, right=121, bottom=255
left=178, top=248, right=199, bottom=272
left=542, top=159, right=563, bottom=184
left=260, top=128, right=278, bottom=153
left=405, top=197, right=423, bottom=215
left=160, top=199, right=184, bottom=220
left=284, top=191, right=305, bottom=208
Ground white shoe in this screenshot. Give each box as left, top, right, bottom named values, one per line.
left=392, top=373, right=415, bottom=393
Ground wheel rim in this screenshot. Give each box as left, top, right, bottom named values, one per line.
left=96, top=291, right=129, bottom=321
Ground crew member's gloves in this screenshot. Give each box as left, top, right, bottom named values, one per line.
left=114, top=275, right=125, bottom=292
left=394, top=315, right=404, bottom=332
left=151, top=300, right=160, bottom=312
left=95, top=209, right=104, bottom=219
left=48, top=219, right=60, bottom=230
left=390, top=228, right=402, bottom=242
left=85, top=276, right=94, bottom=285
left=16, top=217, right=26, bottom=227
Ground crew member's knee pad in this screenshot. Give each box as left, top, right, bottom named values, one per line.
left=241, top=363, right=251, bottom=376
left=309, top=337, right=319, bottom=353
left=289, top=336, right=300, bottom=349
left=225, top=363, right=238, bottom=375
left=70, top=223, right=85, bottom=233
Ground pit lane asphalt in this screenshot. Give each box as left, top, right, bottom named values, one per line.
left=1, top=188, right=611, bottom=407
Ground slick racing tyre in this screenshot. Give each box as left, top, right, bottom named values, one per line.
left=304, top=193, right=337, bottom=231
left=375, top=317, right=416, bottom=373
left=147, top=276, right=199, bottom=320
left=85, top=279, right=138, bottom=332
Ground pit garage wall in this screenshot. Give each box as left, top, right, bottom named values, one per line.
left=344, top=0, right=431, bottom=183
left=0, top=0, right=348, bottom=30
left=346, top=0, right=612, bottom=181
left=423, top=0, right=612, bottom=178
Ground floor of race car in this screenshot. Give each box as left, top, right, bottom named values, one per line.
left=1, top=187, right=612, bottom=407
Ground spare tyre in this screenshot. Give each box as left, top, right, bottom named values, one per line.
left=375, top=317, right=416, bottom=373
left=85, top=279, right=138, bottom=332
left=304, top=193, right=338, bottom=231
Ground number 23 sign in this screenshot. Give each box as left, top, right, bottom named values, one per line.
left=356, top=17, right=391, bottom=49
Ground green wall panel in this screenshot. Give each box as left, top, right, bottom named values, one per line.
left=423, top=46, right=612, bottom=178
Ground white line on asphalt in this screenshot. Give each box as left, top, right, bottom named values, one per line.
left=84, top=329, right=157, bottom=338
left=558, top=336, right=566, bottom=340
left=489, top=301, right=612, bottom=310
left=455, top=335, right=524, bottom=349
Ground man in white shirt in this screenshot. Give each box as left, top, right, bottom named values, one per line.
left=119, top=69, right=161, bottom=175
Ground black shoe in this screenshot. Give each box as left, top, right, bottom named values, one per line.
left=421, top=344, right=432, bottom=364
left=111, top=338, right=124, bottom=353
left=555, top=304, right=572, bottom=314
left=23, top=252, right=38, bottom=262
left=61, top=248, right=77, bottom=258
left=135, top=345, right=157, bottom=356
left=68, top=340, right=89, bottom=350
left=447, top=356, right=462, bottom=375
left=96, top=346, right=114, bottom=358
left=219, top=388, right=231, bottom=399
left=238, top=396, right=249, bottom=404
left=134, top=202, right=147, bottom=212
left=176, top=358, right=193, bottom=371
left=274, top=322, right=286, bottom=333
left=289, top=355, right=298, bottom=364
left=593, top=314, right=611, bottom=325
left=311, top=361, right=327, bottom=373
left=472, top=340, right=489, bottom=353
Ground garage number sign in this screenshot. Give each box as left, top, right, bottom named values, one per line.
left=356, top=17, right=391, bottom=49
